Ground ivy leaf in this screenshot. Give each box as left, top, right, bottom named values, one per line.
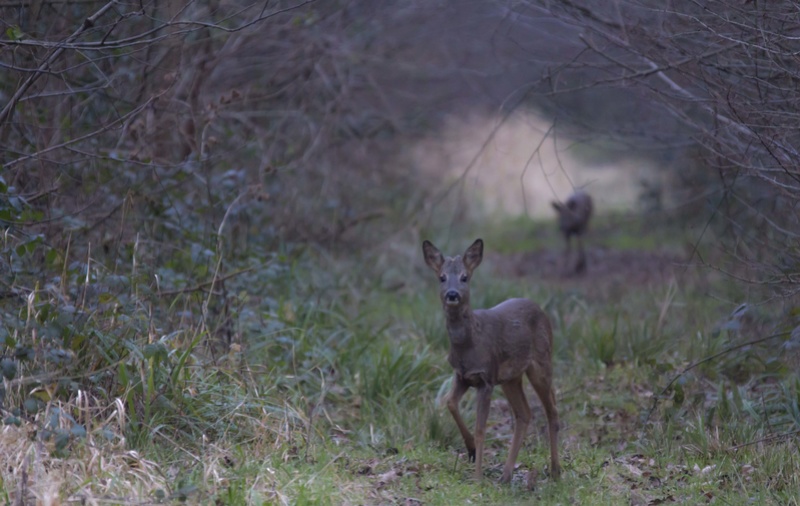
left=5, top=26, right=24, bottom=41
left=0, top=358, right=17, bottom=380
left=70, top=424, right=87, bottom=438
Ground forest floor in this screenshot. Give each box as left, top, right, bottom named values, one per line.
left=1, top=214, right=798, bottom=506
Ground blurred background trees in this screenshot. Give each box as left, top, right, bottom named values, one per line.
left=1, top=0, right=550, bottom=255
left=509, top=0, right=800, bottom=295
left=6, top=0, right=797, bottom=287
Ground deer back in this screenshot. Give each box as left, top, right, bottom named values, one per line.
left=469, top=298, right=552, bottom=384
left=552, top=190, right=593, bottom=236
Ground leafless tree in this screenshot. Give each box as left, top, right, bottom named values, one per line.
left=1, top=0, right=336, bottom=252
left=0, top=0, right=560, bottom=256
left=496, top=0, right=800, bottom=296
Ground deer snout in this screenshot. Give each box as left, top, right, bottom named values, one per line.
left=444, top=290, right=461, bottom=305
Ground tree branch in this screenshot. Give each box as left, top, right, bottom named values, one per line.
left=0, top=0, right=119, bottom=127
left=645, top=331, right=791, bottom=423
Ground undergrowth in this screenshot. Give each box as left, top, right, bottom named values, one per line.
left=2, top=177, right=800, bottom=504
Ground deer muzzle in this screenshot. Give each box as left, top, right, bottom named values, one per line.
left=444, top=290, right=461, bottom=305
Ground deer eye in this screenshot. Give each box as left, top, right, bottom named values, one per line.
left=460, top=274, right=468, bottom=282
left=439, top=274, right=447, bottom=282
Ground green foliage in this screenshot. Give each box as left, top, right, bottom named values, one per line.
left=2, top=1, right=795, bottom=502
left=2, top=150, right=800, bottom=505
left=359, top=342, right=439, bottom=402
left=2, top=5, right=800, bottom=505
left=584, top=316, right=618, bottom=368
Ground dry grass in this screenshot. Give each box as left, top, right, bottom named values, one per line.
left=0, top=418, right=165, bottom=504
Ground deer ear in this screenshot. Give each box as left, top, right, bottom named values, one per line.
left=551, top=201, right=563, bottom=212
left=422, top=240, right=445, bottom=272
left=463, top=238, right=483, bottom=273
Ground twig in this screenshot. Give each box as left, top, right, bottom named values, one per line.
left=157, top=267, right=255, bottom=297
left=5, top=94, right=160, bottom=168
left=645, top=331, right=790, bottom=422
left=2, top=0, right=319, bottom=53
left=729, top=429, right=800, bottom=451
left=0, top=0, right=99, bottom=6
left=520, top=121, right=556, bottom=217
left=0, top=0, right=119, bottom=126
left=2, top=356, right=125, bottom=388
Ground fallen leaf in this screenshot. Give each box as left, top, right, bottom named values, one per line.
left=626, top=463, right=643, bottom=477
left=376, top=468, right=402, bottom=486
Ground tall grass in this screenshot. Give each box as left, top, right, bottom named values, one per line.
left=3, top=203, right=800, bottom=504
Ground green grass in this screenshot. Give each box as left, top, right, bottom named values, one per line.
left=2, top=212, right=799, bottom=505
left=480, top=210, right=691, bottom=255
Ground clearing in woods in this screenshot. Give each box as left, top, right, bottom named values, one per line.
left=0, top=112, right=793, bottom=503
left=1, top=212, right=796, bottom=505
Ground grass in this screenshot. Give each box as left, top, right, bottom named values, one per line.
left=481, top=210, right=690, bottom=255
left=2, top=211, right=800, bottom=505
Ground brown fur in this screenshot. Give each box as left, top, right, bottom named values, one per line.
left=422, top=238, right=561, bottom=487
left=551, top=190, right=593, bottom=274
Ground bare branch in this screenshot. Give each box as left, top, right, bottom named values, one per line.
left=0, top=0, right=119, bottom=126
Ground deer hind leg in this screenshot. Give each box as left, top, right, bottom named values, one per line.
left=499, top=377, right=532, bottom=484
left=526, top=365, right=561, bottom=482
left=447, top=376, right=475, bottom=462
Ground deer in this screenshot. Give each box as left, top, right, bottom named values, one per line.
left=422, top=238, right=561, bottom=488
left=551, top=190, right=593, bottom=275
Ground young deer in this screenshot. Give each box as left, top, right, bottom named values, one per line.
left=551, top=190, right=593, bottom=275
left=422, top=238, right=561, bottom=487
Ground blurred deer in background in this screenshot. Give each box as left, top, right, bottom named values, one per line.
left=422, top=238, right=561, bottom=488
left=551, top=190, right=593, bottom=275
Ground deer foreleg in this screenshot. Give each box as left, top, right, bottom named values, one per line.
left=473, top=384, right=493, bottom=481
left=447, top=376, right=475, bottom=461
left=563, top=235, right=573, bottom=275
left=575, top=235, right=587, bottom=274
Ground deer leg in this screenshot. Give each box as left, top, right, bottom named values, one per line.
left=527, top=365, right=561, bottom=481
left=575, top=234, right=587, bottom=274
left=473, top=384, right=493, bottom=481
left=563, top=235, right=572, bottom=275
left=499, top=378, right=532, bottom=484
left=446, top=376, right=475, bottom=461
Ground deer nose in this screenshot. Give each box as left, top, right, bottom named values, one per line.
left=445, top=290, right=460, bottom=303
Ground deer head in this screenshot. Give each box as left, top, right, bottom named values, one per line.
left=422, top=239, right=483, bottom=308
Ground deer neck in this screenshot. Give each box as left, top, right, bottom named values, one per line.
left=444, top=305, right=476, bottom=347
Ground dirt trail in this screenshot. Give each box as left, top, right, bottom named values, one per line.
left=412, top=109, right=688, bottom=289
left=488, top=247, right=689, bottom=288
